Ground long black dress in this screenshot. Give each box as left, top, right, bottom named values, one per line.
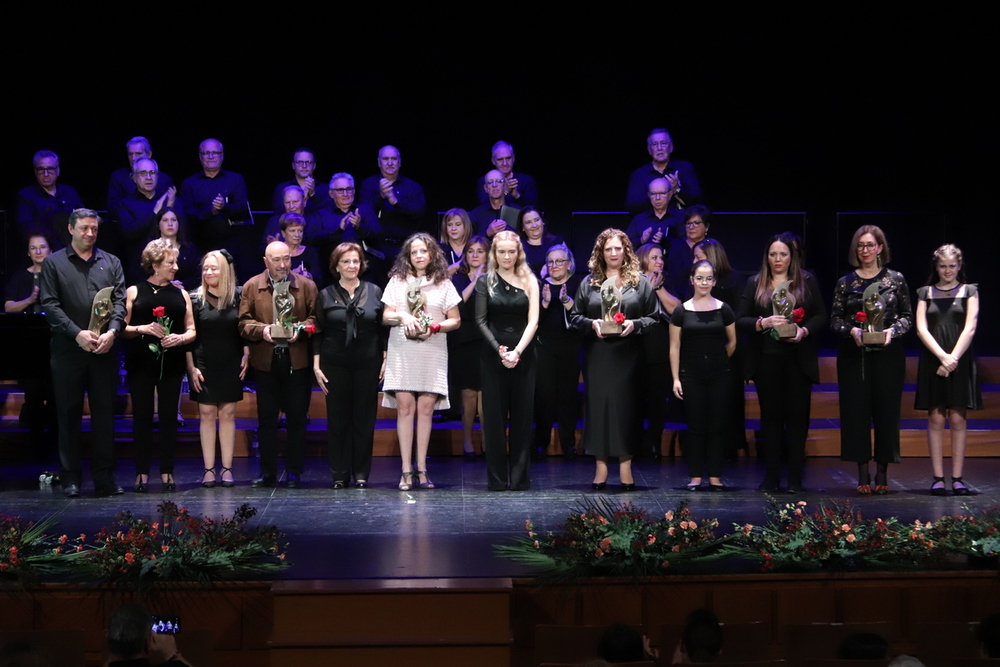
left=314, top=281, right=385, bottom=484
left=569, top=277, right=659, bottom=458
left=914, top=284, right=982, bottom=411
left=127, top=280, right=189, bottom=476
left=189, top=288, right=245, bottom=404
left=534, top=274, right=584, bottom=456
left=476, top=274, right=536, bottom=491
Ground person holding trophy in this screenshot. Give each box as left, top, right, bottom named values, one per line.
left=381, top=233, right=461, bottom=491
left=737, top=234, right=826, bottom=493
left=830, top=225, right=912, bottom=495
left=570, top=229, right=658, bottom=491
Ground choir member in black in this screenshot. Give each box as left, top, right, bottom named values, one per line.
left=4, top=234, right=54, bottom=446
left=186, top=250, right=248, bottom=488
left=475, top=231, right=539, bottom=491
left=915, top=244, right=981, bottom=496
left=449, top=235, right=489, bottom=457
left=570, top=229, right=659, bottom=490
left=830, top=225, right=912, bottom=495
left=15, top=150, right=84, bottom=245
left=279, top=213, right=323, bottom=288
left=313, top=243, right=386, bottom=489
left=691, top=239, right=739, bottom=308
left=440, top=208, right=472, bottom=276
left=736, top=234, right=826, bottom=493
left=116, top=157, right=177, bottom=283
left=665, top=206, right=712, bottom=298
left=534, top=244, right=583, bottom=459
left=518, top=207, right=564, bottom=276
left=123, top=239, right=196, bottom=492
left=670, top=260, right=736, bottom=490
left=4, top=233, right=51, bottom=314
left=152, top=208, right=200, bottom=290
left=637, top=243, right=675, bottom=458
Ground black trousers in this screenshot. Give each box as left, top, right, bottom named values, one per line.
left=481, top=348, right=536, bottom=491
left=533, top=338, right=580, bottom=453
left=255, top=349, right=311, bottom=476
left=51, top=345, right=118, bottom=489
left=752, top=350, right=812, bottom=478
left=837, top=342, right=904, bottom=464
left=681, top=355, right=731, bottom=478
left=129, top=369, right=183, bottom=475
left=321, top=355, right=380, bottom=483
left=641, top=360, right=672, bottom=454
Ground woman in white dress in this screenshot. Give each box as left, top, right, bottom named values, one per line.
left=382, top=233, right=462, bottom=490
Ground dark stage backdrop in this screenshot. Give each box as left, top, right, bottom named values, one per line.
left=3, top=12, right=996, bottom=350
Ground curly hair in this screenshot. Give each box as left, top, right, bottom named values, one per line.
left=140, top=238, right=178, bottom=276
left=388, top=232, right=450, bottom=284
left=586, top=228, right=640, bottom=288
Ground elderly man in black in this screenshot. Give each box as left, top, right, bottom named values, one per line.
left=358, top=145, right=427, bottom=246
left=107, top=136, right=174, bottom=212
left=40, top=209, right=126, bottom=498
left=179, top=137, right=251, bottom=251
left=115, top=157, right=179, bottom=283
left=469, top=169, right=520, bottom=237
left=310, top=173, right=381, bottom=284
left=271, top=147, right=330, bottom=214
left=624, top=128, right=703, bottom=214
left=474, top=140, right=538, bottom=207
left=15, top=150, right=85, bottom=244
left=624, top=176, right=683, bottom=249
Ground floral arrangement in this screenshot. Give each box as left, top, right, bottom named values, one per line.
left=494, top=498, right=728, bottom=579
left=0, top=514, right=83, bottom=585
left=911, top=506, right=1000, bottom=560
left=78, top=502, right=288, bottom=588
left=724, top=498, right=930, bottom=571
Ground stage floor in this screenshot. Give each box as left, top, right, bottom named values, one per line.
left=1, top=455, right=996, bottom=580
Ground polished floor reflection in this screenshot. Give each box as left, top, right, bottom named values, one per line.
left=1, top=455, right=996, bottom=580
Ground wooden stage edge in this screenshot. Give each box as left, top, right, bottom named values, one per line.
left=4, top=570, right=999, bottom=667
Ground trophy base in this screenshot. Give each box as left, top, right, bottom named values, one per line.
left=600, top=321, right=623, bottom=336
left=774, top=323, right=798, bottom=338
left=271, top=325, right=295, bottom=340
left=405, top=325, right=429, bottom=341
left=861, top=331, right=886, bottom=346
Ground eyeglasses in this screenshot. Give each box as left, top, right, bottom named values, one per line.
left=686, top=221, right=705, bottom=227
left=693, top=276, right=716, bottom=283
left=29, top=245, right=49, bottom=252
left=35, top=167, right=57, bottom=174
left=648, top=191, right=669, bottom=198
left=293, top=160, right=314, bottom=166
left=332, top=187, right=355, bottom=194
left=486, top=179, right=505, bottom=186
left=200, top=150, right=223, bottom=156
left=857, top=242, right=878, bottom=251
left=134, top=170, right=157, bottom=177
left=546, top=259, right=568, bottom=266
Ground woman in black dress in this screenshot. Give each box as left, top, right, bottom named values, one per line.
left=123, top=239, right=196, bottom=492
left=475, top=231, right=539, bottom=491
left=534, top=243, right=583, bottom=459
left=670, top=260, right=737, bottom=491
left=153, top=207, right=200, bottom=290
left=736, top=234, right=826, bottom=493
left=915, top=244, right=981, bottom=495
left=313, top=242, right=386, bottom=488
left=186, top=249, right=247, bottom=488
left=449, top=235, right=489, bottom=457
left=636, top=243, right=675, bottom=459
left=4, top=233, right=51, bottom=314
left=830, top=225, right=912, bottom=495
left=518, top=207, right=564, bottom=276
left=570, top=229, right=659, bottom=490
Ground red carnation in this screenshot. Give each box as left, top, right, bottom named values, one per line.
left=792, top=307, right=805, bottom=323
left=613, top=312, right=626, bottom=325
left=855, top=311, right=867, bottom=323
left=152, top=306, right=166, bottom=318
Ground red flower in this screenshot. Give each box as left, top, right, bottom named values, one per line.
left=792, top=307, right=805, bottom=323
left=124, top=552, right=135, bottom=564
left=152, top=306, right=166, bottom=318
left=855, top=311, right=867, bottom=323
left=613, top=312, right=626, bottom=325
left=303, top=323, right=317, bottom=334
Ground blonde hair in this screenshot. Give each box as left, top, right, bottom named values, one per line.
left=485, top=231, right=534, bottom=296
left=196, top=250, right=237, bottom=306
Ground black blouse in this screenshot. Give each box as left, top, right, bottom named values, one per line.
left=312, top=281, right=386, bottom=362
left=830, top=267, right=912, bottom=341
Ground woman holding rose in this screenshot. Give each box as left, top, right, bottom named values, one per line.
left=123, top=239, right=196, bottom=492
left=830, top=225, right=912, bottom=495
left=737, top=234, right=826, bottom=493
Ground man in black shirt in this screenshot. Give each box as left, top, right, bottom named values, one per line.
left=15, top=150, right=85, bottom=244
left=39, top=209, right=126, bottom=498
left=107, top=136, right=174, bottom=212
left=271, top=147, right=330, bottom=214
left=474, top=141, right=539, bottom=207
left=358, top=145, right=427, bottom=246
left=624, top=128, right=703, bottom=214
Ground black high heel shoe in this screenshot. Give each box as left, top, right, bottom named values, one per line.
left=952, top=477, right=970, bottom=496
left=591, top=481, right=607, bottom=491
left=202, top=469, right=216, bottom=489
left=162, top=475, right=176, bottom=493
left=134, top=475, right=148, bottom=494
left=220, top=467, right=235, bottom=488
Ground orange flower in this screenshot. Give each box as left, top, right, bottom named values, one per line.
left=845, top=534, right=856, bottom=543
left=841, top=524, right=851, bottom=532
left=58, top=535, right=68, bottom=544
left=647, top=534, right=656, bottom=545
left=665, top=511, right=674, bottom=521
left=124, top=553, right=135, bottom=564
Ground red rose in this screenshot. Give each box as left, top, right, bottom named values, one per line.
left=152, top=306, right=166, bottom=318
left=613, top=312, right=626, bottom=325
left=855, top=311, right=867, bottom=323
left=792, top=307, right=805, bottom=323
left=429, top=322, right=442, bottom=334
left=303, top=323, right=317, bottom=334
